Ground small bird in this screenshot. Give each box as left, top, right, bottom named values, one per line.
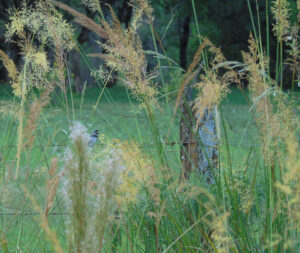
left=88, top=130, right=99, bottom=147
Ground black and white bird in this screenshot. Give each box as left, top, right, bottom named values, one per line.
left=88, top=130, right=99, bottom=147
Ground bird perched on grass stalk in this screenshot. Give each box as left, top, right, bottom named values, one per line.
left=88, top=130, right=99, bottom=147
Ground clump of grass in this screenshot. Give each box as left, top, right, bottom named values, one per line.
left=0, top=0, right=75, bottom=178
left=62, top=122, right=157, bottom=252
left=62, top=122, right=90, bottom=252
left=228, top=27, right=300, bottom=249
left=99, top=9, right=158, bottom=108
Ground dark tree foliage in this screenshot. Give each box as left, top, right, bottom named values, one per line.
left=0, top=0, right=298, bottom=86
left=0, top=0, right=24, bottom=81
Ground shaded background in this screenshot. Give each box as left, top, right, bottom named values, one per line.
left=0, top=0, right=298, bottom=89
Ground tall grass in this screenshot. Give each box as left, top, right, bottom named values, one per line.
left=0, top=0, right=299, bottom=252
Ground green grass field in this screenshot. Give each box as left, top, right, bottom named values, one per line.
left=0, top=81, right=299, bottom=252
left=0, top=84, right=262, bottom=248
left=0, top=83, right=261, bottom=174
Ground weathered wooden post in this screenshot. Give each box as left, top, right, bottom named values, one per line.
left=180, top=99, right=218, bottom=183
left=179, top=101, right=199, bottom=179
left=195, top=107, right=218, bottom=183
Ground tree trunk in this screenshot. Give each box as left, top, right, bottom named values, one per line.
left=179, top=16, right=191, bottom=71
left=70, top=7, right=95, bottom=93
left=117, top=0, right=132, bottom=28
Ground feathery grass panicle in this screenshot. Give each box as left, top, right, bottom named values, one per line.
left=63, top=123, right=155, bottom=252
left=23, top=47, right=51, bottom=91
left=22, top=86, right=55, bottom=167
left=6, top=1, right=75, bottom=51
left=192, top=39, right=231, bottom=128
left=86, top=142, right=134, bottom=252
left=0, top=49, right=19, bottom=88
left=54, top=1, right=108, bottom=39
left=0, top=100, right=19, bottom=118
left=271, top=0, right=296, bottom=89
left=89, top=0, right=157, bottom=108
left=243, top=32, right=300, bottom=249
left=286, top=25, right=299, bottom=58
left=88, top=147, right=124, bottom=251
left=211, top=212, right=233, bottom=253
left=3, top=0, right=74, bottom=98
left=61, top=121, right=118, bottom=252
left=116, top=141, right=158, bottom=205
left=69, top=122, right=90, bottom=146
left=129, top=0, right=154, bottom=30
left=45, top=158, right=60, bottom=219
left=242, top=34, right=269, bottom=100
left=242, top=34, right=298, bottom=160
left=100, top=34, right=157, bottom=107
left=0, top=49, right=21, bottom=97
left=285, top=18, right=300, bottom=91
left=63, top=121, right=90, bottom=252
left=81, top=0, right=101, bottom=13
left=91, top=139, right=157, bottom=206
left=193, top=70, right=230, bottom=128
left=234, top=180, right=254, bottom=215
left=271, top=0, right=291, bottom=40
left=24, top=87, right=54, bottom=147
left=173, top=40, right=208, bottom=116
left=91, top=65, right=112, bottom=83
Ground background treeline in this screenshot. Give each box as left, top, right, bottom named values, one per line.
left=0, top=0, right=299, bottom=89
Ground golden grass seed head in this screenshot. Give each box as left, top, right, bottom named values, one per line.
left=271, top=0, right=291, bottom=40
left=81, top=0, right=101, bottom=13
left=6, top=1, right=75, bottom=51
